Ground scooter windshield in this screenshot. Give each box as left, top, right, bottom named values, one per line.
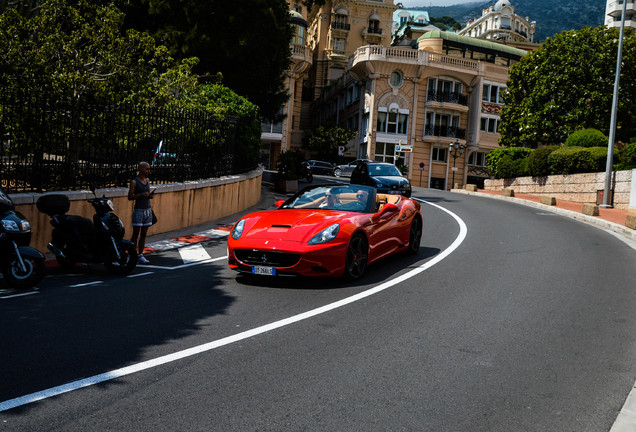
left=0, top=188, right=15, bottom=212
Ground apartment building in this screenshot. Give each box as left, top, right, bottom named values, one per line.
left=605, top=0, right=636, bottom=29
left=265, top=0, right=532, bottom=190
left=458, top=0, right=536, bottom=46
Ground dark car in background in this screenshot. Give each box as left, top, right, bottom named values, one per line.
left=333, top=159, right=373, bottom=178
left=350, top=161, right=412, bottom=197
left=308, top=160, right=336, bottom=176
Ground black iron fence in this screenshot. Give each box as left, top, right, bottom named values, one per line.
left=0, top=92, right=258, bottom=193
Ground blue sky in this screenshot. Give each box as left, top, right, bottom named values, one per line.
left=398, top=0, right=485, bottom=6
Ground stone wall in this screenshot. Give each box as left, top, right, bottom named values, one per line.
left=483, top=170, right=633, bottom=210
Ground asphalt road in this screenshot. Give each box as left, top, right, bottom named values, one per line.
left=1, top=186, right=636, bottom=431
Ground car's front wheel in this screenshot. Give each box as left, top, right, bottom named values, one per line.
left=344, top=234, right=368, bottom=280
left=333, top=168, right=342, bottom=177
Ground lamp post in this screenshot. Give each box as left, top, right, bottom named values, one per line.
left=449, top=139, right=465, bottom=190
left=601, top=0, right=628, bottom=208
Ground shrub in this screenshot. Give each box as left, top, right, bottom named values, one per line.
left=527, top=145, right=560, bottom=177
left=486, top=147, right=531, bottom=179
left=564, top=128, right=608, bottom=148
left=575, top=147, right=608, bottom=173
left=615, top=139, right=636, bottom=170
left=548, top=146, right=607, bottom=174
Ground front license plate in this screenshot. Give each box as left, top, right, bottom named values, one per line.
left=252, top=265, right=276, bottom=276
left=389, top=190, right=400, bottom=194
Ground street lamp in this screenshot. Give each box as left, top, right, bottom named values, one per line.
left=449, top=139, right=465, bottom=190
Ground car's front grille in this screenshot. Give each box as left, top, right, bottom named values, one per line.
left=234, top=250, right=301, bottom=267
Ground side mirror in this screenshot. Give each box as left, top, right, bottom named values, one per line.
left=274, top=200, right=285, bottom=208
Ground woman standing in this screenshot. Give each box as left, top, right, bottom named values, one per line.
left=128, top=161, right=154, bottom=264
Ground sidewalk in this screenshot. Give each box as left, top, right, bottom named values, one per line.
left=452, top=188, right=636, bottom=243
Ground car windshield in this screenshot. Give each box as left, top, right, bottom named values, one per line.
left=280, top=184, right=376, bottom=213
left=368, top=164, right=402, bottom=176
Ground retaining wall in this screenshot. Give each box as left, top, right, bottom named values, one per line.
left=484, top=170, right=634, bottom=211
left=9, top=168, right=262, bottom=253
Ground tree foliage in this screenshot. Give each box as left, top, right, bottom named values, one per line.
left=304, top=125, right=357, bottom=162
left=0, top=0, right=199, bottom=107
left=123, top=0, right=293, bottom=120
left=499, top=26, right=636, bottom=148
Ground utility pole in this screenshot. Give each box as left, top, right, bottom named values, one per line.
left=601, top=0, right=628, bottom=208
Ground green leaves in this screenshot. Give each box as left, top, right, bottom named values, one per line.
left=305, top=125, right=357, bottom=161
left=499, top=26, right=636, bottom=148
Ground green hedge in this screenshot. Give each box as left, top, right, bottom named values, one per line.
left=526, top=145, right=560, bottom=177
left=548, top=146, right=607, bottom=174
left=564, top=128, right=608, bottom=148
left=485, top=148, right=531, bottom=179
left=615, top=139, right=636, bottom=170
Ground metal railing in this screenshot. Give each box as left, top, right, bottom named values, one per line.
left=0, top=92, right=257, bottom=193
left=426, top=91, right=468, bottom=106
left=423, top=125, right=466, bottom=139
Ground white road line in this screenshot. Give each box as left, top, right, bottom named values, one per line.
left=127, top=272, right=154, bottom=278
left=0, top=291, right=39, bottom=299
left=179, top=243, right=212, bottom=264
left=69, top=281, right=103, bottom=288
left=0, top=200, right=466, bottom=413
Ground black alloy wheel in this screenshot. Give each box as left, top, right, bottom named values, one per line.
left=406, top=216, right=422, bottom=255
left=344, top=233, right=368, bottom=280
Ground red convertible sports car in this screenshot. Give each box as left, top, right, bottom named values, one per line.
left=227, top=184, right=422, bottom=279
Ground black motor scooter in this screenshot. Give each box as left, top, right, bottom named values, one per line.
left=36, top=187, right=137, bottom=275
left=0, top=188, right=45, bottom=289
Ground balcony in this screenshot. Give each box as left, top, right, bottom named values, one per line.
left=426, top=91, right=468, bottom=106
left=424, top=125, right=466, bottom=139
left=331, top=21, right=350, bottom=31
left=608, top=0, right=636, bottom=17
left=350, top=45, right=480, bottom=73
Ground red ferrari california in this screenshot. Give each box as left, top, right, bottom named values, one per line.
left=227, top=184, right=422, bottom=279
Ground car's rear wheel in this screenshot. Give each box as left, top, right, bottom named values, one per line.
left=406, top=216, right=422, bottom=255
left=344, top=234, right=368, bottom=280
left=334, top=168, right=342, bottom=177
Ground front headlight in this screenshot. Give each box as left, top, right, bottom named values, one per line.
left=308, top=223, right=340, bottom=245
left=1, top=219, right=20, bottom=232
left=374, top=179, right=384, bottom=188
left=231, top=219, right=246, bottom=240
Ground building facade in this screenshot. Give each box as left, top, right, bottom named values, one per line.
left=458, top=0, right=536, bottom=46
left=605, top=0, right=636, bottom=29
left=264, top=0, right=533, bottom=190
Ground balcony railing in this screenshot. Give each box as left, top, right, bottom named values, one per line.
left=426, top=91, right=468, bottom=106
left=350, top=45, right=480, bottom=72
left=424, top=125, right=466, bottom=139
left=331, top=21, right=350, bottom=31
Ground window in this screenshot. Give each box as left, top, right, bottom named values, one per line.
left=480, top=117, right=499, bottom=133
left=293, top=24, right=306, bottom=45
left=482, top=82, right=505, bottom=104
left=334, top=13, right=347, bottom=27
left=333, top=37, right=345, bottom=51
left=377, top=109, right=408, bottom=135
left=432, top=147, right=448, bottom=163
left=389, top=71, right=403, bottom=87
left=468, top=151, right=486, bottom=167
left=375, top=142, right=395, bottom=163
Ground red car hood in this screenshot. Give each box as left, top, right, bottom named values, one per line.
left=240, top=209, right=348, bottom=243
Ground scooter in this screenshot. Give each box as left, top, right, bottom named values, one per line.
left=0, top=188, right=45, bottom=289
left=36, top=186, right=137, bottom=275
left=300, top=161, right=313, bottom=183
